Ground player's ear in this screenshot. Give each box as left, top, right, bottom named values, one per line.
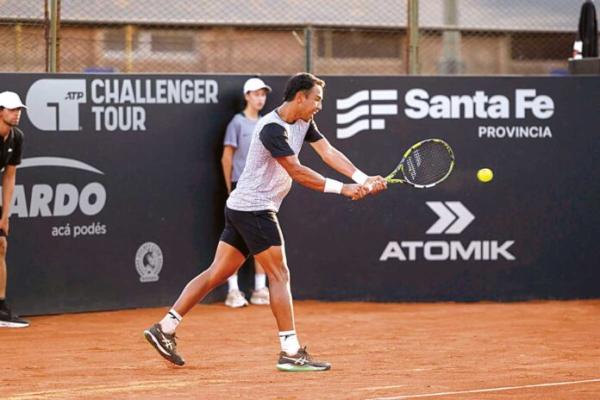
left=293, top=92, right=301, bottom=104
left=295, top=90, right=307, bottom=104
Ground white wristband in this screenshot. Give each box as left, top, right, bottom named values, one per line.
left=352, top=169, right=369, bottom=185
left=324, top=178, right=343, bottom=194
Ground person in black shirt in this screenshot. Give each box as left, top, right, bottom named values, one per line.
left=0, top=91, right=28, bottom=328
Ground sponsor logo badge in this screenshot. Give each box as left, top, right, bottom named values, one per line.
left=136, top=242, right=163, bottom=282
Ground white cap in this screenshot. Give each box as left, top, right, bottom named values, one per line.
left=0, top=91, right=27, bottom=109
left=243, top=78, right=271, bottom=94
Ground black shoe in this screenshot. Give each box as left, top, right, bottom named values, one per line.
left=276, top=346, right=331, bottom=372
left=143, top=323, right=185, bottom=366
left=0, top=308, right=30, bottom=328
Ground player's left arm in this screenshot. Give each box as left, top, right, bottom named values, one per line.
left=0, top=165, right=17, bottom=235
left=308, top=130, right=386, bottom=194
left=1, top=130, right=23, bottom=235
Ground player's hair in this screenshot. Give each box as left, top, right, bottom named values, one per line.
left=283, top=73, right=325, bottom=101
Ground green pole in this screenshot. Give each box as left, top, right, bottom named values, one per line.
left=407, top=0, right=420, bottom=75
left=47, top=0, right=58, bottom=72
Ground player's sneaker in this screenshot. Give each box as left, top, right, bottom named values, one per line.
left=143, top=323, right=185, bottom=366
left=276, top=347, right=331, bottom=372
left=250, top=287, right=270, bottom=305
left=0, top=308, right=29, bottom=328
left=225, top=289, right=248, bottom=308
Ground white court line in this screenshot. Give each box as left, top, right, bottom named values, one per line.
left=367, top=378, right=600, bottom=400
left=6, top=378, right=230, bottom=400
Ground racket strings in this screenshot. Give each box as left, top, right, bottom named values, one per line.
left=402, top=142, right=453, bottom=186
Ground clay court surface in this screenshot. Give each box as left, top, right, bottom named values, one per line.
left=2, top=300, right=599, bottom=399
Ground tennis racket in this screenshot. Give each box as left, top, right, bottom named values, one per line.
left=385, top=139, right=455, bottom=188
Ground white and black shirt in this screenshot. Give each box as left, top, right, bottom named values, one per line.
left=226, top=109, right=323, bottom=212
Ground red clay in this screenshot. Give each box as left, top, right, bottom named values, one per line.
left=2, top=300, right=600, bottom=399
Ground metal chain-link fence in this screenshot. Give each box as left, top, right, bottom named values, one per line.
left=0, top=0, right=588, bottom=75
left=418, top=0, right=581, bottom=75
left=0, top=1, right=47, bottom=72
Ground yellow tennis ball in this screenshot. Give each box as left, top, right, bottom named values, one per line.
left=477, top=168, right=494, bottom=183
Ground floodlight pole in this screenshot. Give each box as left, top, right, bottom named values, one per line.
left=440, top=0, right=462, bottom=74
left=305, top=26, right=313, bottom=73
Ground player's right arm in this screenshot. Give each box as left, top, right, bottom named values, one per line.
left=260, top=123, right=367, bottom=200
left=275, top=155, right=367, bottom=200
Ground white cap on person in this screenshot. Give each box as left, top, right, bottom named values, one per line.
left=243, top=78, right=272, bottom=94
left=0, top=91, right=27, bottom=109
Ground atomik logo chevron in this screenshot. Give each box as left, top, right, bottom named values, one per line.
left=379, top=201, right=516, bottom=262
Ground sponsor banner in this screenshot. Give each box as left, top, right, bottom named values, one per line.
left=281, top=76, right=600, bottom=301
left=0, top=74, right=598, bottom=313
left=0, top=73, right=287, bottom=315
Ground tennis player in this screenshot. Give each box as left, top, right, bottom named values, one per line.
left=0, top=92, right=28, bottom=328
left=221, top=77, right=272, bottom=308
left=144, top=73, right=387, bottom=371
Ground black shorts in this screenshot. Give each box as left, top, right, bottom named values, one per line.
left=220, top=206, right=283, bottom=257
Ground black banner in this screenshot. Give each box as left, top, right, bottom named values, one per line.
left=0, top=74, right=598, bottom=315
left=282, top=76, right=600, bottom=301
left=0, top=74, right=289, bottom=315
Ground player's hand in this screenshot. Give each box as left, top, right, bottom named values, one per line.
left=0, top=216, right=9, bottom=236
left=365, top=176, right=387, bottom=195
left=341, top=183, right=370, bottom=200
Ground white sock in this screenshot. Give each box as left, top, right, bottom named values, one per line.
left=255, top=273, right=267, bottom=291
left=279, top=330, right=301, bottom=356
left=159, top=308, right=182, bottom=335
left=228, top=274, right=239, bottom=292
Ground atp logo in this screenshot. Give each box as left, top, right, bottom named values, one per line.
left=336, top=90, right=398, bottom=139
left=26, top=79, right=87, bottom=131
